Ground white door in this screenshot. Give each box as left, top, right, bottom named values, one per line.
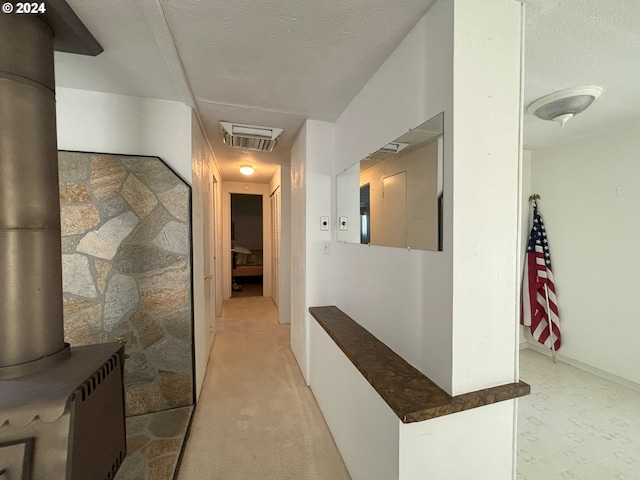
left=270, top=187, right=281, bottom=307
left=380, top=171, right=407, bottom=248
left=203, top=163, right=216, bottom=341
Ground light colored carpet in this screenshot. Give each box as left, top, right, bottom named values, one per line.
left=177, top=297, right=351, bottom=480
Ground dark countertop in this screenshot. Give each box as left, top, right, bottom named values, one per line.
left=310, top=306, right=529, bottom=423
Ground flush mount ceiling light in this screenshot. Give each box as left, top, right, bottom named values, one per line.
left=239, top=165, right=255, bottom=176
left=220, top=121, right=284, bottom=152
left=527, top=86, right=603, bottom=127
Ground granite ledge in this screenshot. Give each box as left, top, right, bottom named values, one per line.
left=309, top=306, right=530, bottom=424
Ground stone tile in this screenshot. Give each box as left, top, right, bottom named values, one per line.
left=141, top=288, right=189, bottom=314
left=141, top=438, right=182, bottom=459
left=103, top=195, right=127, bottom=218
left=126, top=434, right=151, bottom=455
left=125, top=206, right=173, bottom=245
left=90, top=155, right=127, bottom=200
left=125, top=415, right=148, bottom=436
left=148, top=408, right=191, bottom=438
left=116, top=408, right=193, bottom=480
left=121, top=157, right=180, bottom=193
left=63, top=297, right=93, bottom=314
left=59, top=151, right=90, bottom=183
left=148, top=455, right=178, bottom=480
left=60, top=204, right=101, bottom=236
left=157, top=184, right=190, bottom=222
left=112, top=245, right=182, bottom=275
left=159, top=371, right=193, bottom=408
left=122, top=174, right=158, bottom=218
left=145, top=338, right=192, bottom=376
left=152, top=220, right=190, bottom=255
left=104, top=273, right=139, bottom=330
left=160, top=309, right=192, bottom=342
left=111, top=320, right=139, bottom=350
left=77, top=211, right=139, bottom=260
left=61, top=235, right=81, bottom=253
left=124, top=351, right=157, bottom=388
left=130, top=310, right=165, bottom=349
left=94, top=258, right=112, bottom=294
left=59, top=182, right=91, bottom=203
left=63, top=304, right=102, bottom=346
left=126, top=383, right=166, bottom=417
left=138, top=262, right=189, bottom=291
left=62, top=254, right=98, bottom=298
left=115, top=451, right=149, bottom=480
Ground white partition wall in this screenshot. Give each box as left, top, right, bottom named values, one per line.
left=295, top=0, right=525, bottom=477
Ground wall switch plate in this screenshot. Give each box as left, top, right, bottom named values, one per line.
left=322, top=241, right=330, bottom=254
left=339, top=216, right=348, bottom=231
left=320, top=216, right=329, bottom=231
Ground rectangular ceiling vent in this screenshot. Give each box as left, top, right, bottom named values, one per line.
left=220, top=121, right=284, bottom=152
left=367, top=142, right=409, bottom=161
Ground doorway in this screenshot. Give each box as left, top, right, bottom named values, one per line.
left=230, top=193, right=264, bottom=297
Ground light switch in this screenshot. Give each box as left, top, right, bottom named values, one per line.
left=320, top=216, right=329, bottom=231
left=339, top=216, right=348, bottom=231
left=322, top=241, right=330, bottom=254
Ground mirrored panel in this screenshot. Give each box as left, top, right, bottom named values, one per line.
left=336, top=112, right=443, bottom=251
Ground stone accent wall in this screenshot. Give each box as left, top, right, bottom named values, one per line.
left=59, top=152, right=193, bottom=416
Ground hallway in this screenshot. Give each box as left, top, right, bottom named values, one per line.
left=177, top=297, right=351, bottom=479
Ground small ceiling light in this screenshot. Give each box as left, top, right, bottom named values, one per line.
left=527, top=86, right=603, bottom=127
left=220, top=121, right=284, bottom=152
left=239, top=165, right=254, bottom=176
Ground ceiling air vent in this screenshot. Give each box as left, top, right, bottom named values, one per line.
left=367, top=142, right=409, bottom=161
left=220, top=122, right=284, bottom=152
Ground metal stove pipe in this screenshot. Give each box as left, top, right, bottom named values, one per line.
left=0, top=14, right=69, bottom=378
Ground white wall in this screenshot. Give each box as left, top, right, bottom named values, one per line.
left=191, top=111, right=221, bottom=399
left=290, top=120, right=335, bottom=382
left=331, top=0, right=522, bottom=396
left=56, top=88, right=192, bottom=183
left=56, top=87, right=219, bottom=400
left=309, top=321, right=399, bottom=480
left=529, top=119, right=640, bottom=385
left=333, top=0, right=454, bottom=392
left=449, top=0, right=522, bottom=395
left=302, top=0, right=523, bottom=477
left=520, top=150, right=532, bottom=346
left=290, top=123, right=308, bottom=378
left=398, top=400, right=518, bottom=480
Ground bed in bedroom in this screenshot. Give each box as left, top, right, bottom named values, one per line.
left=232, top=247, right=263, bottom=277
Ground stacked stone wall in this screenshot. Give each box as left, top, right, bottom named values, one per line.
left=59, top=151, right=193, bottom=416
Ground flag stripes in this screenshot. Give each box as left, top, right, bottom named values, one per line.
left=520, top=200, right=561, bottom=351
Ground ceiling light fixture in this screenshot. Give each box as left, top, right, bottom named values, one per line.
left=527, top=86, right=603, bottom=127
left=239, top=165, right=255, bottom=176
left=220, top=121, right=284, bottom=152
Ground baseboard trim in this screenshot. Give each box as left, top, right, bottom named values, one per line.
left=521, top=342, right=640, bottom=393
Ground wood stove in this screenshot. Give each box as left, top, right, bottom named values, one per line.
left=0, top=3, right=126, bottom=479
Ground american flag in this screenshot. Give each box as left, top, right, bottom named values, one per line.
left=520, top=200, right=561, bottom=351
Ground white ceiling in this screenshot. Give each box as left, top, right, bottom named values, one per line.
left=54, top=0, right=640, bottom=182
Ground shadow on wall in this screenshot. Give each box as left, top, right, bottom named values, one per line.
left=58, top=151, right=193, bottom=416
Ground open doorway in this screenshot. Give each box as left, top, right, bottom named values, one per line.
left=231, top=193, right=263, bottom=297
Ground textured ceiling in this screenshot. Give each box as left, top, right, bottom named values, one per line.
left=523, top=0, right=640, bottom=149
left=53, top=0, right=639, bottom=181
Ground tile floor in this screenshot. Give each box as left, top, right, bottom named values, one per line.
left=517, top=348, right=640, bottom=480
left=114, top=406, right=193, bottom=480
